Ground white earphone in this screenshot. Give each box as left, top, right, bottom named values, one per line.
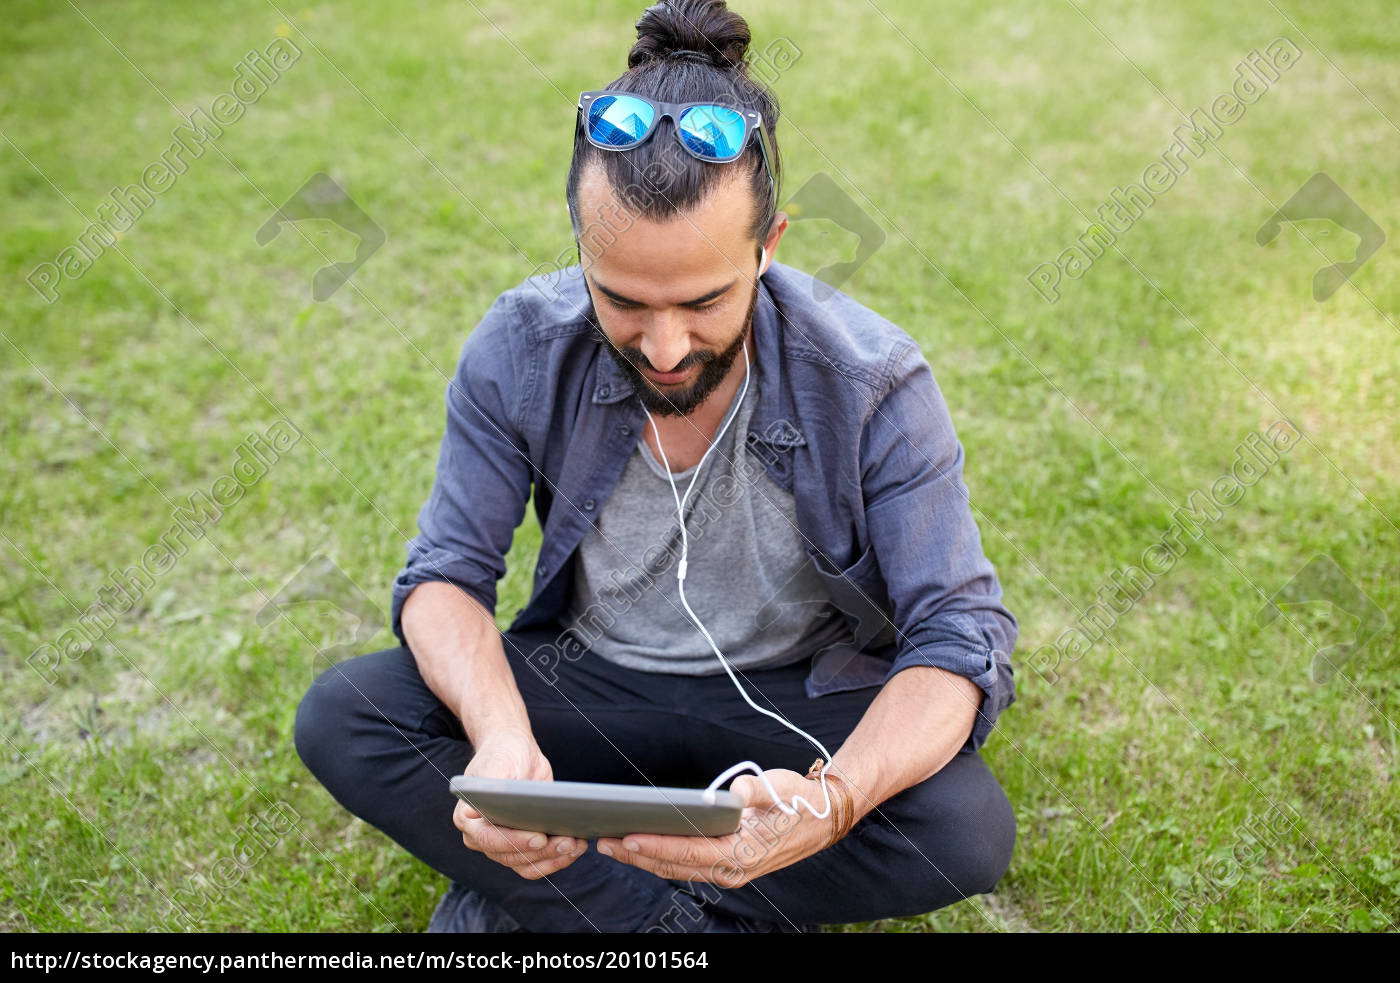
left=639, top=323, right=840, bottom=824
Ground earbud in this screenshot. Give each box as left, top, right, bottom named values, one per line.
left=759, top=245, right=769, bottom=271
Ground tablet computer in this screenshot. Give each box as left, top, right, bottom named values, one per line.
left=449, top=775, right=744, bottom=838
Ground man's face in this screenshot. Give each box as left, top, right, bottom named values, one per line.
left=576, top=165, right=765, bottom=418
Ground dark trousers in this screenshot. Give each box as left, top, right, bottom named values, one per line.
left=294, top=623, right=1016, bottom=932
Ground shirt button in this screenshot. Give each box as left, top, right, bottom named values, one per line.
left=537, top=562, right=548, bottom=577
left=620, top=424, right=632, bottom=436
left=598, top=384, right=611, bottom=398
left=584, top=499, right=596, bottom=511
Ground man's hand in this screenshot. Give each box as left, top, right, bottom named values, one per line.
left=594, top=768, right=841, bottom=888
left=452, top=730, right=587, bottom=880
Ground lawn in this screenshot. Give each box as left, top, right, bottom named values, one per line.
left=2, top=0, right=1397, bottom=932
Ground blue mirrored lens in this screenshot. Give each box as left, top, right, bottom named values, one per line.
left=678, top=105, right=746, bottom=160
left=587, top=95, right=656, bottom=147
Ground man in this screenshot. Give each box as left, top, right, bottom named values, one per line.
left=295, top=38, right=1017, bottom=934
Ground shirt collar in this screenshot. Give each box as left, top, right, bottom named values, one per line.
left=589, top=273, right=806, bottom=449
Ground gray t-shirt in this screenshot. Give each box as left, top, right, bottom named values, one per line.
left=564, top=366, right=856, bottom=675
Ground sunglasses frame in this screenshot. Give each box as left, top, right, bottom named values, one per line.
left=577, top=89, right=777, bottom=207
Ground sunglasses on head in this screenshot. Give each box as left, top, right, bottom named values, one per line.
left=577, top=89, right=776, bottom=207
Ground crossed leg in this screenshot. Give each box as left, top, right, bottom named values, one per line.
left=294, top=623, right=1016, bottom=932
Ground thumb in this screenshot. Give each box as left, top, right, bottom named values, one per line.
left=730, top=773, right=774, bottom=811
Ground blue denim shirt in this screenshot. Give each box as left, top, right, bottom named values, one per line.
left=391, top=260, right=1017, bottom=754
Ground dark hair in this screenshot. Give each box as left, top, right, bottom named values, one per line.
left=565, top=0, right=782, bottom=257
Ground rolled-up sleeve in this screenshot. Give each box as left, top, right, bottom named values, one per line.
left=390, top=290, right=533, bottom=645
left=861, top=341, right=1018, bottom=754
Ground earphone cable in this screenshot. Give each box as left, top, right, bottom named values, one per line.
left=639, top=341, right=838, bottom=821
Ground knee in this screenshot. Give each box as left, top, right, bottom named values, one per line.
left=874, top=753, right=1017, bottom=906
left=292, top=666, right=342, bottom=783
left=934, top=755, right=1015, bottom=897
left=293, top=648, right=395, bottom=787
left=948, top=783, right=1017, bottom=897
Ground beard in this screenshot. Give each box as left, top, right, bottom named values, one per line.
left=589, top=276, right=759, bottom=418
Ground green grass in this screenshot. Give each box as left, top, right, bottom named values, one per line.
left=3, top=0, right=1397, bottom=932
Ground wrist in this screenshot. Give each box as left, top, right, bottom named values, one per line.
left=468, top=722, right=535, bottom=750
left=824, top=754, right=883, bottom=827
left=460, top=696, right=533, bottom=745
left=463, top=726, right=550, bottom=783
left=805, top=760, right=860, bottom=850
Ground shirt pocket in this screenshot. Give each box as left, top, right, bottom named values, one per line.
left=802, top=543, right=899, bottom=697
left=805, top=542, right=897, bottom=651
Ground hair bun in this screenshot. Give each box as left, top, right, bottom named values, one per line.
left=627, top=0, right=750, bottom=71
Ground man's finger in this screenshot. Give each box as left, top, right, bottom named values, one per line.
left=596, top=835, right=729, bottom=879
left=471, top=819, right=569, bottom=856
left=507, top=849, right=586, bottom=881
left=481, top=843, right=569, bottom=870
left=730, top=775, right=768, bottom=809
left=601, top=833, right=728, bottom=867
left=595, top=845, right=716, bottom=884
left=473, top=824, right=585, bottom=864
